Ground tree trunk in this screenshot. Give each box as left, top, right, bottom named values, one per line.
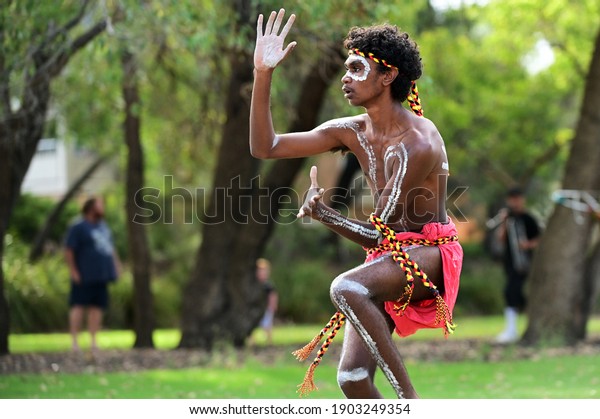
left=179, top=38, right=344, bottom=349
left=0, top=239, right=7, bottom=355
left=122, top=49, right=155, bottom=348
left=29, top=155, right=106, bottom=262
left=0, top=99, right=51, bottom=355
left=523, top=28, right=600, bottom=346
left=576, top=233, right=600, bottom=339
left=0, top=3, right=108, bottom=354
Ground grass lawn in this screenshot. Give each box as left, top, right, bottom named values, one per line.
left=2, top=315, right=600, bottom=399
left=1, top=354, right=599, bottom=399
left=12, top=314, right=600, bottom=352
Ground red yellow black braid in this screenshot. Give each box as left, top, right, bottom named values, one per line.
left=292, top=312, right=342, bottom=362
left=350, top=49, right=424, bottom=117
left=350, top=48, right=398, bottom=70
left=407, top=81, right=423, bottom=117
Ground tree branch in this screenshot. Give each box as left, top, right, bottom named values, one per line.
left=550, top=41, right=587, bottom=79
left=35, top=0, right=91, bottom=57
left=0, top=51, right=11, bottom=121
left=517, top=140, right=563, bottom=186
left=29, top=2, right=126, bottom=87
left=45, top=18, right=108, bottom=79
left=0, top=11, right=11, bottom=119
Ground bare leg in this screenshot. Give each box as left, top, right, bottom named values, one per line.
left=69, top=306, right=84, bottom=351
left=338, top=320, right=390, bottom=398
left=265, top=327, right=273, bottom=346
left=330, top=247, right=442, bottom=398
left=87, top=306, right=103, bottom=351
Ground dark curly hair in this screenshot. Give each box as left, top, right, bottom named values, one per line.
left=343, top=24, right=422, bottom=103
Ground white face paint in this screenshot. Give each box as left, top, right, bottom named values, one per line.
left=345, top=55, right=371, bottom=82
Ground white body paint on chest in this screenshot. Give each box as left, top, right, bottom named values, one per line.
left=381, top=143, right=409, bottom=223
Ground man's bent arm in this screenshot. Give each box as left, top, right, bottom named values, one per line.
left=249, top=69, right=344, bottom=159
left=250, top=9, right=343, bottom=159
left=312, top=202, right=381, bottom=248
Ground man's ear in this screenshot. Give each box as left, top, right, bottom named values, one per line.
left=381, top=68, right=399, bottom=86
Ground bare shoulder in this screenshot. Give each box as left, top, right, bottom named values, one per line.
left=406, top=117, right=449, bottom=174
left=315, top=114, right=368, bottom=133
left=312, top=114, right=368, bottom=152
left=402, top=119, right=439, bottom=152
left=385, top=117, right=446, bottom=175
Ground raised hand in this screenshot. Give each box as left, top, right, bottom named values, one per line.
left=297, top=166, right=325, bottom=219
left=255, top=8, right=297, bottom=71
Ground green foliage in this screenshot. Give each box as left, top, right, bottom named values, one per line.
left=8, top=194, right=79, bottom=244
left=264, top=219, right=360, bottom=323
left=3, top=236, right=70, bottom=333
left=1, top=1, right=105, bottom=91
left=413, top=0, right=599, bottom=209
left=3, top=235, right=181, bottom=333
left=454, top=243, right=505, bottom=316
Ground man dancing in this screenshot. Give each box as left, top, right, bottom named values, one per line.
left=250, top=9, right=463, bottom=399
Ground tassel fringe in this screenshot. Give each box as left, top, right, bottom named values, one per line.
left=291, top=312, right=341, bottom=361
left=435, top=294, right=456, bottom=337
left=292, top=334, right=321, bottom=362
left=294, top=312, right=345, bottom=397
left=297, top=363, right=318, bottom=397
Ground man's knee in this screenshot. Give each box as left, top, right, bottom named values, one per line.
left=330, top=273, right=370, bottom=307
left=337, top=367, right=372, bottom=395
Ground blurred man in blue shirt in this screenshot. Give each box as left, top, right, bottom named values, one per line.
left=65, top=197, right=120, bottom=352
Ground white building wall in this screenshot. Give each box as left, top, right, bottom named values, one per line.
left=21, top=138, right=117, bottom=199
left=21, top=138, right=69, bottom=198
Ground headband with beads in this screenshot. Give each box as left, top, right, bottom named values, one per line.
left=350, top=48, right=398, bottom=70
left=349, top=48, right=423, bottom=117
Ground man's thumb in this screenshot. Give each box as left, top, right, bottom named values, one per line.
left=310, top=165, right=318, bottom=188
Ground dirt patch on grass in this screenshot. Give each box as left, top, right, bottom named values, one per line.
left=2, top=338, right=600, bottom=375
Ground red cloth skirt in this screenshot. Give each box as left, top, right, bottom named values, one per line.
left=365, top=219, right=463, bottom=337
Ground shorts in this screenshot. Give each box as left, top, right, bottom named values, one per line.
left=69, top=282, right=109, bottom=309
